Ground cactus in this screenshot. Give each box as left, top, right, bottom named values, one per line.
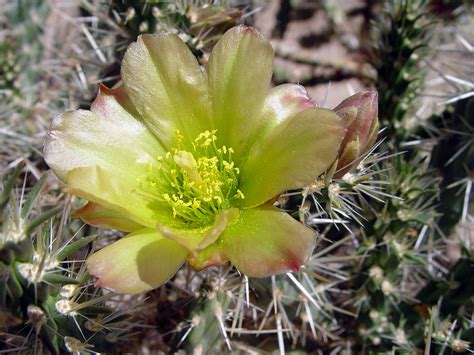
left=0, top=0, right=50, bottom=167
left=178, top=289, right=232, bottom=352
left=369, top=0, right=432, bottom=143
left=345, top=155, right=443, bottom=351
left=419, top=256, right=474, bottom=353
left=106, top=0, right=242, bottom=62
left=2, top=0, right=473, bottom=353
left=0, top=165, right=136, bottom=354
left=343, top=0, right=474, bottom=352
left=428, top=96, right=474, bottom=236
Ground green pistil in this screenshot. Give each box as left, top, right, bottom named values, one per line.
left=142, top=130, right=245, bottom=225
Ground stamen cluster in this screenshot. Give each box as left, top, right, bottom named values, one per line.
left=142, top=130, right=245, bottom=226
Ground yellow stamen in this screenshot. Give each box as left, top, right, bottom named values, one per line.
left=140, top=130, right=245, bottom=226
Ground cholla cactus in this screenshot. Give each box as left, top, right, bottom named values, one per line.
left=0, top=165, right=136, bottom=354
left=346, top=155, right=443, bottom=350
left=0, top=0, right=50, bottom=168
left=4, top=0, right=472, bottom=353
left=420, top=260, right=473, bottom=353
left=427, top=311, right=472, bottom=353
left=0, top=38, right=20, bottom=97
left=370, top=0, right=431, bottom=142
left=108, top=0, right=243, bottom=61
left=346, top=0, right=474, bottom=352
left=427, top=96, right=474, bottom=236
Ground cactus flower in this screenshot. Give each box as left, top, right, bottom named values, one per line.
left=333, top=91, right=379, bottom=178
left=44, top=26, right=344, bottom=294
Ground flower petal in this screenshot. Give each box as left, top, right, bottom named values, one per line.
left=206, top=25, right=274, bottom=160
left=221, top=205, right=316, bottom=277
left=238, top=108, right=344, bottom=207
left=157, top=208, right=239, bottom=253
left=71, top=202, right=142, bottom=232
left=260, top=84, right=317, bottom=132
left=44, top=85, right=163, bottom=182
left=86, top=228, right=187, bottom=294
left=66, top=166, right=156, bottom=227
left=122, top=34, right=212, bottom=148
left=187, top=242, right=227, bottom=271
left=44, top=86, right=164, bottom=227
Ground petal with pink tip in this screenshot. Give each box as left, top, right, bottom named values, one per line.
left=221, top=205, right=316, bottom=278
left=238, top=108, right=344, bottom=208
left=87, top=228, right=187, bottom=294
left=72, top=202, right=142, bottom=232
left=259, top=83, right=317, bottom=131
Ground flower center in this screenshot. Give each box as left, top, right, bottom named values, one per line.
left=141, top=130, right=245, bottom=226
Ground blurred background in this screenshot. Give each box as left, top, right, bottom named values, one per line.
left=0, top=0, right=473, bottom=354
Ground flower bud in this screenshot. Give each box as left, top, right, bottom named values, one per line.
left=333, top=91, right=379, bottom=177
